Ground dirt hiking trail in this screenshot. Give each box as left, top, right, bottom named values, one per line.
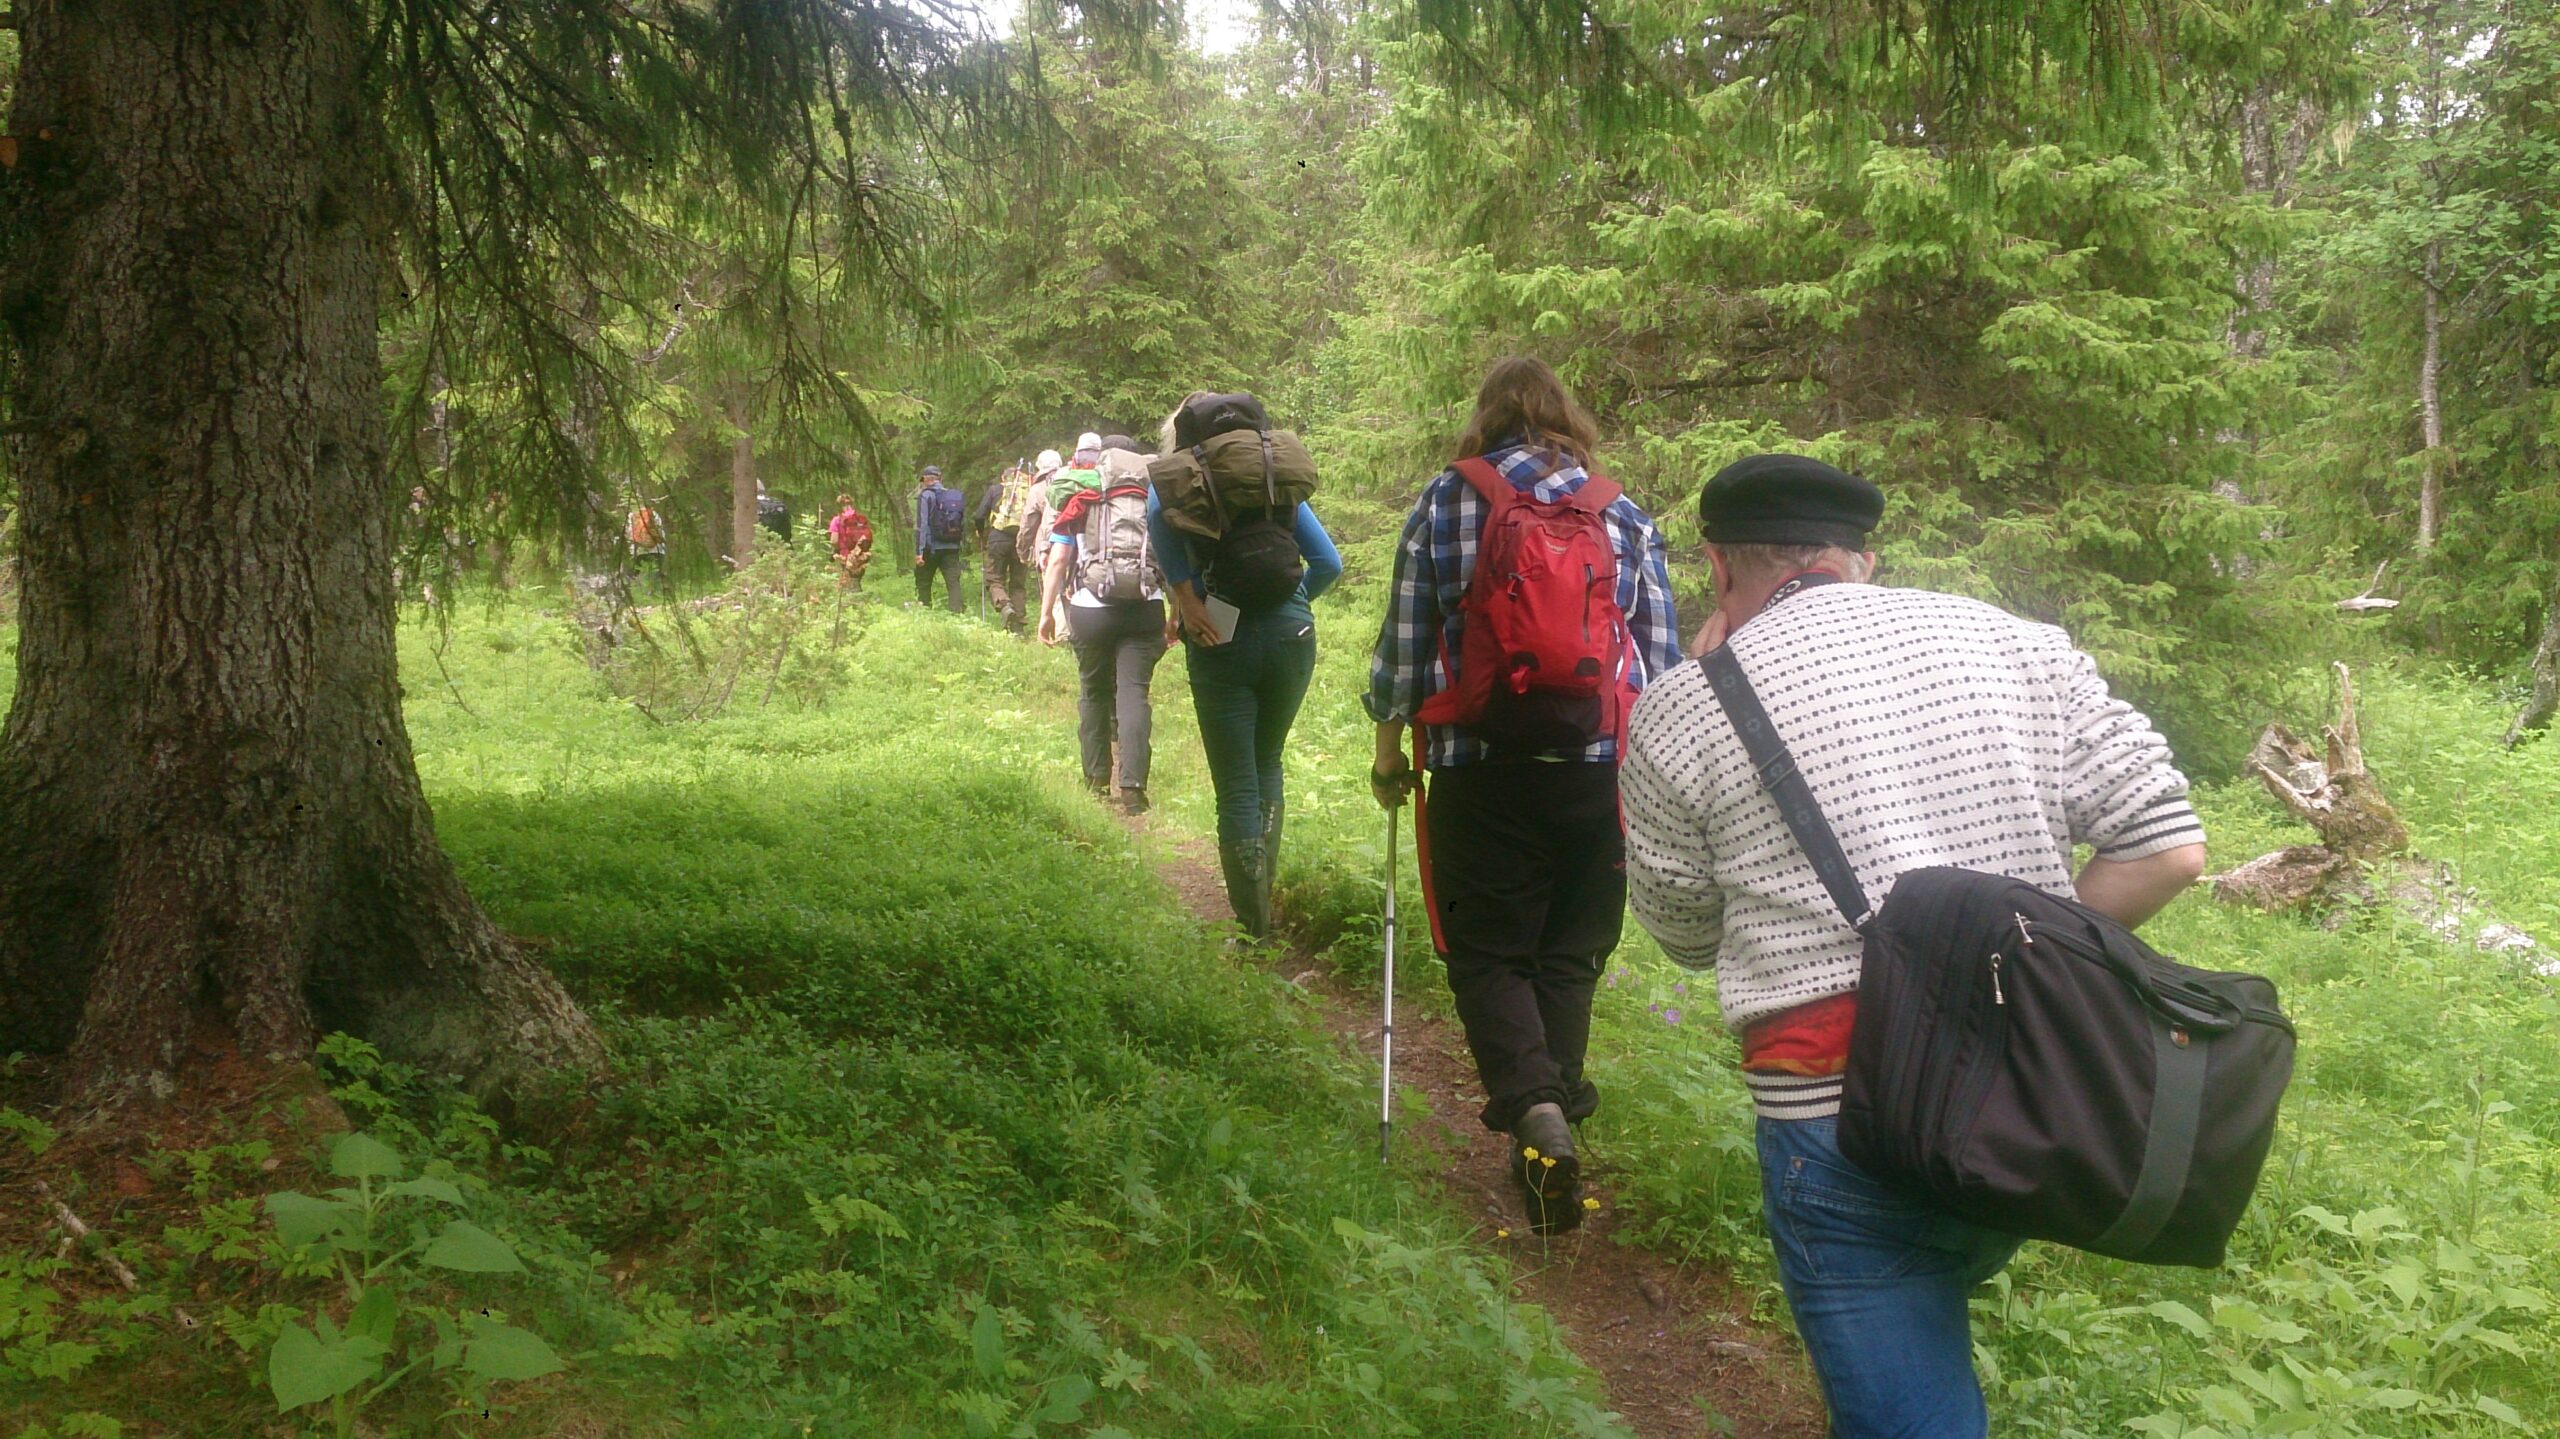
left=1126, top=818, right=1827, bottom=1439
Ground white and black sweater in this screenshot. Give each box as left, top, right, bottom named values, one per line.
left=1621, top=583, right=2207, bottom=1120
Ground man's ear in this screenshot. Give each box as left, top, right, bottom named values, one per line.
left=1705, top=543, right=1731, bottom=597
left=1859, top=549, right=1879, bottom=581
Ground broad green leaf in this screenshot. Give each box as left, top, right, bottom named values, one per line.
left=421, top=1220, right=524, bottom=1274
left=386, top=1177, right=465, bottom=1205
left=347, top=1285, right=399, bottom=1347
left=265, top=1191, right=354, bottom=1248
left=2146, top=1300, right=2212, bottom=1338
left=1031, top=1374, right=1095, bottom=1424
left=2477, top=1395, right=2527, bottom=1429
left=268, top=1323, right=389, bottom=1411
left=330, top=1132, right=405, bottom=1180
left=461, top=1316, right=563, bottom=1381
left=970, top=1302, right=1006, bottom=1382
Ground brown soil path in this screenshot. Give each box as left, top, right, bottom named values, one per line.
left=1127, top=819, right=1828, bottom=1439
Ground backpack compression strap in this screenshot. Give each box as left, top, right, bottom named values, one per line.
left=1697, top=647, right=1874, bottom=932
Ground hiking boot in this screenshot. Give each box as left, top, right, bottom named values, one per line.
left=1218, top=839, right=1271, bottom=940
left=1511, top=1102, right=1583, bottom=1235
left=1118, top=786, right=1150, bottom=816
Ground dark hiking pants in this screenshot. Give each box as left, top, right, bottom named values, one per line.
left=1423, top=760, right=1625, bottom=1133
left=985, top=527, right=1027, bottom=632
left=1066, top=600, right=1166, bottom=789
left=916, top=546, right=964, bottom=612
left=1183, top=602, right=1316, bottom=846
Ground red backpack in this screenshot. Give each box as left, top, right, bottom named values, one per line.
left=1416, top=457, right=1637, bottom=754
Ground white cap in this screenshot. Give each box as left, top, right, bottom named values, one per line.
left=1035, top=448, right=1062, bottom=472
left=1076, top=431, right=1102, bottom=452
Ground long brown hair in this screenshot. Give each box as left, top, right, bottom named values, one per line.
left=1452, top=356, right=1601, bottom=466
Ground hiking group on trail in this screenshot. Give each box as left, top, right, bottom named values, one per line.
left=852, top=355, right=2281, bottom=1439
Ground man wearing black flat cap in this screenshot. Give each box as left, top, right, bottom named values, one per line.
left=1619, top=453, right=2211, bottom=1438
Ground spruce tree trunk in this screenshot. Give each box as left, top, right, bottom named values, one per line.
left=2507, top=585, right=2560, bottom=749
left=730, top=419, right=760, bottom=568
left=0, top=0, right=600, bottom=1104
left=2417, top=241, right=2445, bottom=554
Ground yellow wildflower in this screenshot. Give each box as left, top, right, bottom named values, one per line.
left=1521, top=1146, right=1540, bottom=1162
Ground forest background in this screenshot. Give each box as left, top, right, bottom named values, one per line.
left=2, top=0, right=2559, bottom=1436
left=232, top=0, right=2558, bottom=768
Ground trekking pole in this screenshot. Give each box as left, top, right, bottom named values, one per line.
left=1380, top=805, right=1398, bottom=1163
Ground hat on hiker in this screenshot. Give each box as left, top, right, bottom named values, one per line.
left=1035, top=449, right=1062, bottom=474
left=1076, top=431, right=1103, bottom=452
left=1698, top=454, right=1884, bottom=549
left=1099, top=434, right=1140, bottom=452
left=921, top=464, right=943, bottom=479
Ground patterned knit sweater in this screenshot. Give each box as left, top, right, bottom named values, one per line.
left=1621, top=583, right=2207, bottom=1120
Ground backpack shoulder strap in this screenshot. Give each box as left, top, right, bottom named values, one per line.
left=1696, top=647, right=1873, bottom=931
left=1568, top=470, right=1623, bottom=513
left=1449, top=457, right=1519, bottom=517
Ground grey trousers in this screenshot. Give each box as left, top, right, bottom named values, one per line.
left=1066, top=600, right=1167, bottom=789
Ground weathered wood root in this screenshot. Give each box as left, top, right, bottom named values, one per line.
left=2213, top=664, right=2556, bottom=979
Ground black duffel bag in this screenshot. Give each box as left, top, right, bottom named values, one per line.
left=1700, top=648, right=2296, bottom=1268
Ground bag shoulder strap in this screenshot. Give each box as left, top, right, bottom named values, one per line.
left=1697, top=647, right=1873, bottom=931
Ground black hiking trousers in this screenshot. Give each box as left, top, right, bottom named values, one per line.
left=1423, top=761, right=1625, bottom=1134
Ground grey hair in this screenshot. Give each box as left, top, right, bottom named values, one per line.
left=1713, top=542, right=1873, bottom=588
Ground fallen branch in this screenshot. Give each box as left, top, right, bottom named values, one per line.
left=34, top=1180, right=140, bottom=1292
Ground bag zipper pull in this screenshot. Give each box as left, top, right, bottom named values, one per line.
left=1989, top=953, right=2006, bottom=1005
left=2014, top=913, right=2034, bottom=950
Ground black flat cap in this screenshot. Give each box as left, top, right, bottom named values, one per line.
left=1699, top=454, right=1883, bottom=548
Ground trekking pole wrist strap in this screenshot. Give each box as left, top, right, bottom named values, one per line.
left=1697, top=648, right=1874, bottom=931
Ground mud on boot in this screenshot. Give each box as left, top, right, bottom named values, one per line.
left=1511, top=1101, right=1583, bottom=1235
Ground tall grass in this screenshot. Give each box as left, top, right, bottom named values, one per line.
left=1273, top=544, right=2560, bottom=1439
left=2, top=588, right=1634, bottom=1437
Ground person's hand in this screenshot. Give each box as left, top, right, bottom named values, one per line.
left=1687, top=610, right=1730, bottom=658
left=1163, top=614, right=1182, bottom=649
left=914, top=553, right=927, bottom=569
left=1369, top=759, right=1419, bottom=811
left=1173, top=588, right=1222, bottom=647
left=1038, top=608, right=1061, bottom=646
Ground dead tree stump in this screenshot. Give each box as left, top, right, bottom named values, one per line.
left=2212, top=664, right=2558, bottom=979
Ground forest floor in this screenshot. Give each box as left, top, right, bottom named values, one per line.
left=1130, top=818, right=1826, bottom=1439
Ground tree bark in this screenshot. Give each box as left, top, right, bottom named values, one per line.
left=0, top=0, right=599, bottom=1105
left=729, top=411, right=759, bottom=568
left=2417, top=240, right=2445, bottom=553
left=2507, top=582, right=2560, bottom=748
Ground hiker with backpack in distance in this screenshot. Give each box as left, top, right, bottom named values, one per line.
left=626, top=498, right=670, bottom=594
left=827, top=493, right=873, bottom=592
left=912, top=464, right=966, bottom=613
left=1016, top=449, right=1065, bottom=638
left=1619, top=455, right=2222, bottom=1439
left=1146, top=392, right=1343, bottom=939
left=1040, top=433, right=1168, bottom=812
left=1364, top=356, right=1682, bottom=1235
left=975, top=463, right=1036, bottom=634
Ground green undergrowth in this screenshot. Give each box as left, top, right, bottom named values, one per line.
left=1264, top=548, right=2560, bottom=1439
left=3, top=585, right=1633, bottom=1437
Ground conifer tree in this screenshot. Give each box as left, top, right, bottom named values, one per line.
left=0, top=0, right=1032, bottom=1103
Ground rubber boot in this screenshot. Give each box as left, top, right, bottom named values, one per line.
left=1259, top=799, right=1285, bottom=925
left=1219, top=839, right=1271, bottom=940
left=1512, top=1102, right=1584, bottom=1235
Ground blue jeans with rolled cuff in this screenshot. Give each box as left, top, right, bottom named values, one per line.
left=1757, top=1116, right=2019, bottom=1439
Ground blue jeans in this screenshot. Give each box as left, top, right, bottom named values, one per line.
left=1183, top=603, right=1316, bottom=845
left=1757, top=1117, right=2019, bottom=1439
